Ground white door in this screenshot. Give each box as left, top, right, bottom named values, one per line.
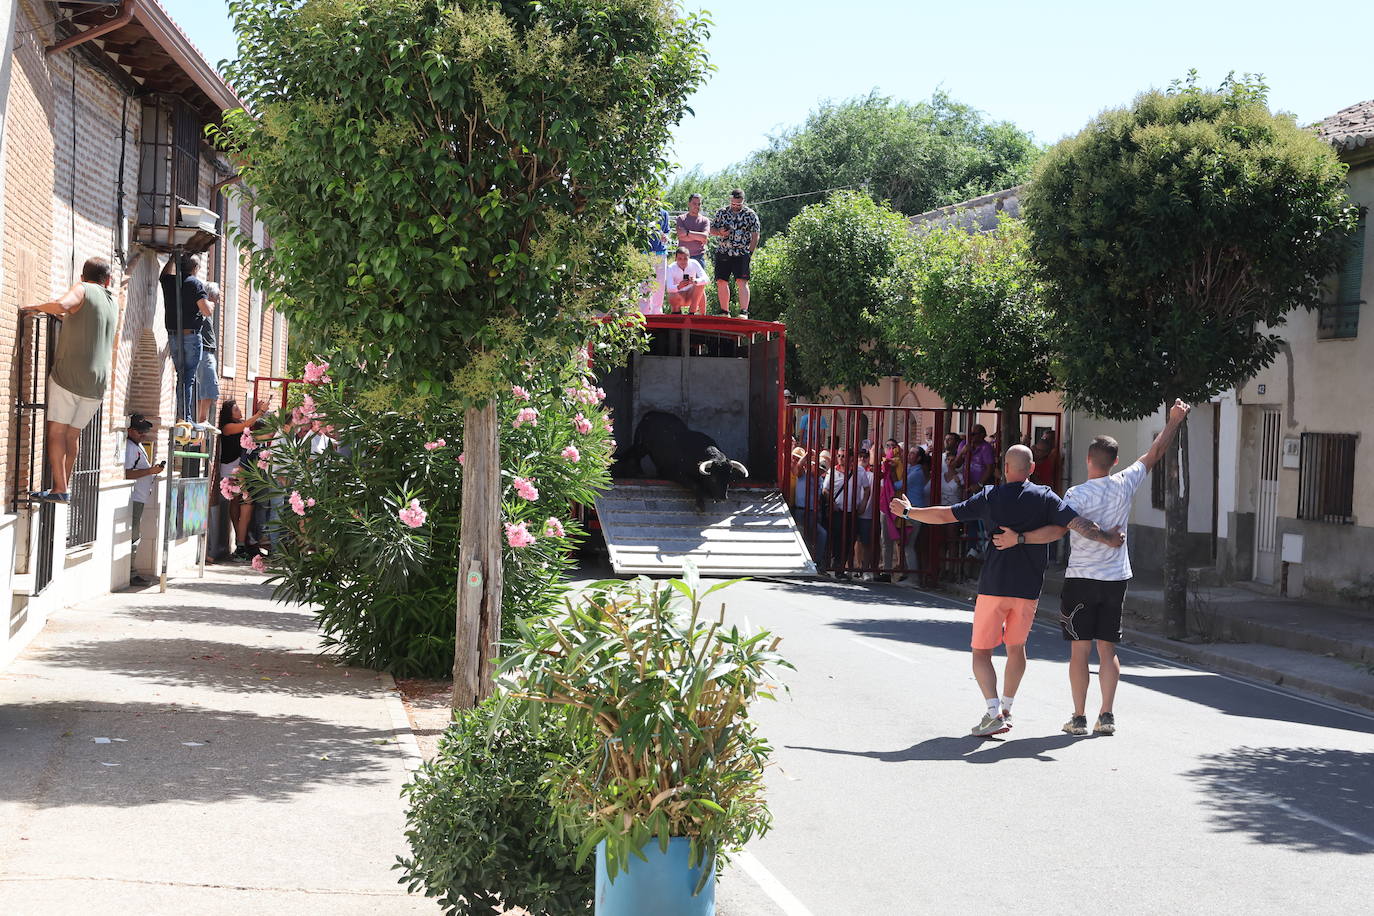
left=1253, top=409, right=1280, bottom=584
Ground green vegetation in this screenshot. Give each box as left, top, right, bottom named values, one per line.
left=1024, top=71, right=1358, bottom=636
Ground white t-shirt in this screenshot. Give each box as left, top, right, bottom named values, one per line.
left=1064, top=460, right=1148, bottom=581
left=939, top=454, right=963, bottom=506
left=125, top=439, right=155, bottom=504
left=666, top=258, right=706, bottom=293
left=823, top=466, right=873, bottom=513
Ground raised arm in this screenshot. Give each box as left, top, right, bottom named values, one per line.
left=1140, top=399, right=1191, bottom=471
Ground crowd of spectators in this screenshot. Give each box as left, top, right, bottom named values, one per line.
left=787, top=414, right=1066, bottom=582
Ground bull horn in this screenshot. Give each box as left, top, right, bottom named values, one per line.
left=729, top=460, right=749, bottom=478
left=698, top=459, right=713, bottom=476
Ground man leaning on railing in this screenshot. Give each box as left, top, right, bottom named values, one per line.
left=20, top=257, right=118, bottom=505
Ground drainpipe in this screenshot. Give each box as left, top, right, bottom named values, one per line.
left=46, top=0, right=138, bottom=57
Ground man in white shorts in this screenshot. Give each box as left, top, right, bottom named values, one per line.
left=21, top=257, right=118, bottom=504
left=993, top=399, right=1191, bottom=736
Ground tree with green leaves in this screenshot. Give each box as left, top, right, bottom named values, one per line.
left=666, top=91, right=1040, bottom=242
left=878, top=216, right=1053, bottom=443
left=1023, top=72, right=1357, bottom=637
left=751, top=191, right=909, bottom=401
left=220, top=0, right=708, bottom=705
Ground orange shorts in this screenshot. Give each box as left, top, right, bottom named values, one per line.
left=972, top=595, right=1038, bottom=649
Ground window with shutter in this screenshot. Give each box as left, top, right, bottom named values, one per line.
left=1319, top=213, right=1365, bottom=339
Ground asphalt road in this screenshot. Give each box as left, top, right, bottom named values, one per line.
left=712, top=577, right=1374, bottom=916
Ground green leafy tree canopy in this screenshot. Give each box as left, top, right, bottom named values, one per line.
left=1023, top=72, right=1358, bottom=420
left=754, top=191, right=911, bottom=398
left=220, top=0, right=710, bottom=403
left=666, top=90, right=1040, bottom=242
left=880, top=216, right=1053, bottom=412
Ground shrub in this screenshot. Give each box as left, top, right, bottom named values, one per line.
left=397, top=696, right=593, bottom=915
left=501, top=570, right=791, bottom=882
left=234, top=354, right=618, bottom=677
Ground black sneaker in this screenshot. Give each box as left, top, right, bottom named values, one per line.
left=1094, top=712, right=1116, bottom=736
left=1062, top=714, right=1088, bottom=736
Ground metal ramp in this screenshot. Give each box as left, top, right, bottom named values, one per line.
left=595, top=484, right=817, bottom=577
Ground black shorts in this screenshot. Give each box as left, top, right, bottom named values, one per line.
left=714, top=252, right=752, bottom=281
left=1059, top=577, right=1128, bottom=642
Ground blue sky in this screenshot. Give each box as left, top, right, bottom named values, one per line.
left=166, top=0, right=1374, bottom=174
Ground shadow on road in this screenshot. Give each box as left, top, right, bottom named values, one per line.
left=1184, top=746, right=1374, bottom=854
left=832, top=616, right=972, bottom=653
left=787, top=733, right=1082, bottom=764
left=1119, top=672, right=1374, bottom=735
left=0, top=700, right=402, bottom=809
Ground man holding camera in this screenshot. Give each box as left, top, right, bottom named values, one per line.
left=124, top=415, right=164, bottom=588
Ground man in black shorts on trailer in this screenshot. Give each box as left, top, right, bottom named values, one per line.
left=993, top=399, right=1191, bottom=737
left=710, top=188, right=760, bottom=315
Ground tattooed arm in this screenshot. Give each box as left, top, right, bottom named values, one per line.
left=1068, top=516, right=1125, bottom=548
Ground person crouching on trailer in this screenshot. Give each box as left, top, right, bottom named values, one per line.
left=666, top=247, right=708, bottom=315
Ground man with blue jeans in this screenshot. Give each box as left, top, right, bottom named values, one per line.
left=196, top=282, right=222, bottom=424
left=161, top=254, right=212, bottom=421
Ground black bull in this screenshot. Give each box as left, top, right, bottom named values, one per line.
left=612, top=411, right=749, bottom=509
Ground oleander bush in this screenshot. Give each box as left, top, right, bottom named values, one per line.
left=396, top=695, right=594, bottom=915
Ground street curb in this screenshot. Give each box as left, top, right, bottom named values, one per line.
left=376, top=671, right=425, bottom=774
left=925, top=580, right=1374, bottom=715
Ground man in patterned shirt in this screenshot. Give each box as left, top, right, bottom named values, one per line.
left=709, top=188, right=761, bottom=315
left=993, top=399, right=1191, bottom=737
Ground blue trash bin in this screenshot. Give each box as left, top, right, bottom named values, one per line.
left=595, top=837, right=715, bottom=916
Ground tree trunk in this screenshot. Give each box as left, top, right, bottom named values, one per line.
left=452, top=399, right=504, bottom=709
left=847, top=384, right=862, bottom=406
left=999, top=400, right=1022, bottom=452
left=1163, top=407, right=1191, bottom=639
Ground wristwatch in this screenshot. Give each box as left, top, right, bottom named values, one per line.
left=1016, top=532, right=1026, bottom=545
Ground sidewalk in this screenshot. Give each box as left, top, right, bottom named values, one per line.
left=0, top=568, right=434, bottom=915
left=937, top=567, right=1374, bottom=713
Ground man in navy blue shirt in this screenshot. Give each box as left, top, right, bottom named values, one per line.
left=891, top=445, right=1124, bottom=736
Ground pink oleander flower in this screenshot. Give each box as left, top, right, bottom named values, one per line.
left=608, top=438, right=617, bottom=451
left=251, top=554, right=267, bottom=573
left=240, top=430, right=255, bottom=449
left=398, top=498, right=427, bottom=529
left=424, top=438, right=446, bottom=451
left=573, top=414, right=592, bottom=435
left=457, top=452, right=465, bottom=466
left=257, top=458, right=270, bottom=471
left=218, top=476, right=240, bottom=500
left=512, top=477, right=539, bottom=501
left=593, top=386, right=606, bottom=402
left=504, top=521, right=535, bottom=548
left=543, top=517, right=566, bottom=538
left=302, top=360, right=331, bottom=385
left=561, top=445, right=580, bottom=462
left=511, top=385, right=530, bottom=401
left=513, top=407, right=539, bottom=428
left=289, top=491, right=310, bottom=516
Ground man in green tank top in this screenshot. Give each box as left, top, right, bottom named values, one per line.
left=21, top=256, right=118, bottom=503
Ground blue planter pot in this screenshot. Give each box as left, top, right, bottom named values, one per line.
left=595, top=837, right=715, bottom=916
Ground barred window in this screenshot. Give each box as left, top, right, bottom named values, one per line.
left=1319, top=213, right=1365, bottom=340
left=67, top=406, right=103, bottom=548
left=1297, top=433, right=1357, bottom=524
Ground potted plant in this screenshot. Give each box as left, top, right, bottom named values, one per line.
left=500, top=568, right=790, bottom=915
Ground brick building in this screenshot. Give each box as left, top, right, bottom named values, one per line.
left=1, top=1, right=286, bottom=665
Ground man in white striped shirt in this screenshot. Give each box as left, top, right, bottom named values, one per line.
left=993, top=399, right=1190, bottom=736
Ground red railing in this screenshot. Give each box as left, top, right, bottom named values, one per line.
left=784, top=405, right=1062, bottom=583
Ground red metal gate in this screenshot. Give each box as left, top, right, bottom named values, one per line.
left=784, top=404, right=1063, bottom=584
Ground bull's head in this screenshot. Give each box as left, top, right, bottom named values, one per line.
left=696, top=455, right=749, bottom=506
